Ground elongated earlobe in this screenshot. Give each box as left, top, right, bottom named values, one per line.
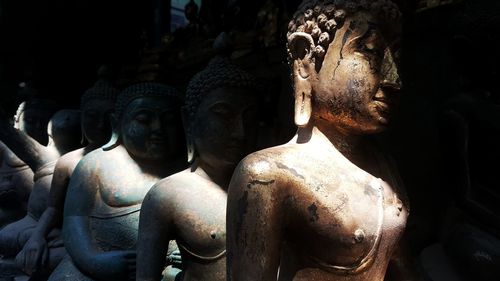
left=288, top=32, right=315, bottom=128
left=181, top=107, right=196, bottom=163
left=294, top=77, right=312, bottom=127
left=102, top=113, right=119, bottom=151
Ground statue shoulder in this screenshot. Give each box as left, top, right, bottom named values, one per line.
left=71, top=148, right=105, bottom=179
left=230, top=145, right=296, bottom=196
left=237, top=144, right=298, bottom=176
left=56, top=148, right=86, bottom=173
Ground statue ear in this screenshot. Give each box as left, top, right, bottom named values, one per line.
left=181, top=107, right=195, bottom=163
left=288, top=32, right=315, bottom=127
left=102, top=113, right=120, bottom=151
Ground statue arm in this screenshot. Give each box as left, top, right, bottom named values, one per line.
left=0, top=119, right=57, bottom=171
left=14, top=160, right=70, bottom=273
left=226, top=161, right=282, bottom=281
left=136, top=182, right=175, bottom=281
left=62, top=160, right=100, bottom=273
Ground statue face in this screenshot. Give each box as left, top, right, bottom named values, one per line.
left=120, top=97, right=180, bottom=161
left=313, top=12, right=401, bottom=134
left=191, top=87, right=258, bottom=168
left=16, top=108, right=54, bottom=145
left=82, top=99, right=114, bottom=145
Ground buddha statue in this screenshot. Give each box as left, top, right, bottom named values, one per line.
left=0, top=98, right=59, bottom=230
left=0, top=109, right=81, bottom=279
left=136, top=45, right=260, bottom=281
left=50, top=83, right=185, bottom=281
left=14, top=98, right=60, bottom=146
left=0, top=141, right=34, bottom=229
left=14, top=79, right=119, bottom=277
left=226, top=1, right=417, bottom=280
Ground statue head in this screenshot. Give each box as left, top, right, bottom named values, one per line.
left=14, top=98, right=59, bottom=145
left=48, top=109, right=83, bottom=155
left=287, top=0, right=402, bottom=134
left=185, top=54, right=260, bottom=168
left=80, top=79, right=119, bottom=146
left=105, top=83, right=183, bottom=162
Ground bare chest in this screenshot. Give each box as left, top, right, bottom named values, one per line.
left=285, top=172, right=407, bottom=273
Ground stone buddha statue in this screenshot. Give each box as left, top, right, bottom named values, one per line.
left=14, top=79, right=119, bottom=277
left=0, top=141, right=34, bottom=229
left=50, top=83, right=185, bottom=281
left=13, top=98, right=60, bottom=146
left=0, top=109, right=81, bottom=279
left=136, top=48, right=260, bottom=281
left=0, top=98, right=59, bottom=230
left=226, top=1, right=416, bottom=280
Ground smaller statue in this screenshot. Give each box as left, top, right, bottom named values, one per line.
left=136, top=36, right=261, bottom=281
left=14, top=78, right=119, bottom=277
left=0, top=109, right=81, bottom=279
left=0, top=97, right=58, bottom=230
left=14, top=98, right=60, bottom=146
left=50, top=83, right=185, bottom=281
left=0, top=142, right=34, bottom=228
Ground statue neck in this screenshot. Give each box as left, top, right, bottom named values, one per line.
left=194, top=158, right=234, bottom=190
left=298, top=119, right=363, bottom=157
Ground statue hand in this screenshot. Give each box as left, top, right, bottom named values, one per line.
left=15, top=235, right=49, bottom=275
left=91, top=250, right=136, bottom=281
left=167, top=249, right=182, bottom=269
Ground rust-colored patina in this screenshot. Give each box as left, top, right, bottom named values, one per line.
left=226, top=1, right=417, bottom=280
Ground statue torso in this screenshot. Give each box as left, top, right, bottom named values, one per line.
left=248, top=139, right=408, bottom=281
left=156, top=169, right=227, bottom=281
left=87, top=147, right=168, bottom=250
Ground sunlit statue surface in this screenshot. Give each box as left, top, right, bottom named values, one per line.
left=226, top=1, right=412, bottom=280
left=51, top=83, right=185, bottom=281
left=14, top=79, right=119, bottom=276
left=136, top=44, right=260, bottom=281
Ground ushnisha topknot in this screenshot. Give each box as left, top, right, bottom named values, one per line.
left=287, top=0, right=401, bottom=69
left=80, top=80, right=119, bottom=109
left=114, top=82, right=183, bottom=120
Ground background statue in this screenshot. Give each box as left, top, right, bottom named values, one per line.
left=51, top=83, right=186, bottom=281
left=136, top=38, right=261, bottom=281
left=0, top=98, right=58, bottom=237
left=13, top=98, right=60, bottom=146
left=14, top=78, right=119, bottom=278
left=226, top=0, right=418, bottom=280
left=0, top=109, right=81, bottom=279
left=0, top=141, right=34, bottom=229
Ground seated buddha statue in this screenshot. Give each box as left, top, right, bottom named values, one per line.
left=0, top=141, right=34, bottom=229
left=136, top=44, right=260, bottom=281
left=13, top=98, right=60, bottom=146
left=0, top=110, right=80, bottom=277
left=0, top=109, right=81, bottom=278
left=226, top=1, right=418, bottom=280
left=14, top=79, right=119, bottom=277
left=49, top=83, right=186, bottom=281
left=0, top=98, right=60, bottom=230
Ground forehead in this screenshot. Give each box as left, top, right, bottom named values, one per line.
left=126, top=96, right=178, bottom=112
left=200, top=87, right=256, bottom=106
left=346, top=11, right=401, bottom=41
left=22, top=108, right=54, bottom=117
left=82, top=99, right=115, bottom=110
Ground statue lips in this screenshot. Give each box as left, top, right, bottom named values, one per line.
left=372, top=88, right=400, bottom=124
